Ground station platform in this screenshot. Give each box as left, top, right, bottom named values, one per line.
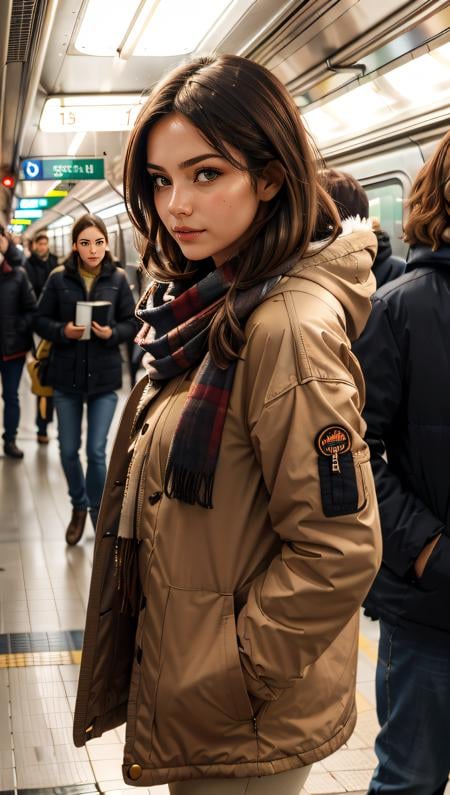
left=0, top=376, right=414, bottom=795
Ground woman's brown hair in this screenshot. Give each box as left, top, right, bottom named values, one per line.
left=404, top=131, right=450, bottom=251
left=123, top=54, right=340, bottom=365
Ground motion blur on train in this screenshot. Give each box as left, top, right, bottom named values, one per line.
left=0, top=0, right=449, bottom=297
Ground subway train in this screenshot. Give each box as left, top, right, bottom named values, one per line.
left=1, top=0, right=448, bottom=297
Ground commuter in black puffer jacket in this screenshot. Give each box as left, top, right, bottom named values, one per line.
left=35, top=213, right=139, bottom=546
left=0, top=231, right=36, bottom=458
left=354, top=131, right=450, bottom=795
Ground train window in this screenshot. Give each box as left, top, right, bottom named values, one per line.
left=365, top=180, right=405, bottom=258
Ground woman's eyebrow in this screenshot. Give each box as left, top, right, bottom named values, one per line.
left=146, top=153, right=224, bottom=171
left=79, top=238, right=105, bottom=243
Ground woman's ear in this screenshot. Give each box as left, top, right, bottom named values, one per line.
left=72, top=242, right=77, bottom=251
left=257, top=160, right=285, bottom=202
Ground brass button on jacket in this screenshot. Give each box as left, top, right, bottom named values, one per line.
left=128, top=763, right=142, bottom=780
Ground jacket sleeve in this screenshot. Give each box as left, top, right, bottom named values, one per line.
left=34, top=273, right=70, bottom=343
left=18, top=267, right=37, bottom=330
left=106, top=270, right=139, bottom=346
left=353, top=296, right=445, bottom=578
left=237, top=297, right=381, bottom=700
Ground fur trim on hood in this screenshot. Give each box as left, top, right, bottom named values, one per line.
left=340, top=215, right=373, bottom=236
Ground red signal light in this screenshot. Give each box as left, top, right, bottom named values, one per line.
left=1, top=176, right=15, bottom=188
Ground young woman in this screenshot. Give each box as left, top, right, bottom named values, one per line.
left=35, top=214, right=138, bottom=545
left=74, top=56, right=381, bottom=794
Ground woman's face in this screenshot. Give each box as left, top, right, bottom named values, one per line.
left=74, top=225, right=108, bottom=271
left=146, top=113, right=269, bottom=267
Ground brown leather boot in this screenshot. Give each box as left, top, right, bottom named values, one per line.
left=65, top=508, right=88, bottom=546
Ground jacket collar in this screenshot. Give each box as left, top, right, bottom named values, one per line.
left=406, top=243, right=450, bottom=272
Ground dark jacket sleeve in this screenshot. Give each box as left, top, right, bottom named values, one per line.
left=25, top=257, right=37, bottom=294
left=353, top=296, right=445, bottom=578
left=18, top=267, right=37, bottom=331
left=106, top=270, right=139, bottom=347
left=34, top=273, right=70, bottom=344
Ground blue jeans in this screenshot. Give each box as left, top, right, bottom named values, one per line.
left=368, top=620, right=450, bottom=794
left=0, top=356, right=25, bottom=442
left=54, top=390, right=118, bottom=515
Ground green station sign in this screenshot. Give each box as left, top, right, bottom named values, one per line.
left=21, top=157, right=105, bottom=181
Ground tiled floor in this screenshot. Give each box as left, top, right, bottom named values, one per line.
left=0, top=377, right=445, bottom=795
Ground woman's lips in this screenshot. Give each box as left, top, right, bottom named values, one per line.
left=173, top=228, right=205, bottom=242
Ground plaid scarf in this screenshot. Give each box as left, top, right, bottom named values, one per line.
left=135, top=254, right=298, bottom=508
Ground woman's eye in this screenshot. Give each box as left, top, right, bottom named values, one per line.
left=196, top=168, right=221, bottom=183
left=150, top=174, right=170, bottom=189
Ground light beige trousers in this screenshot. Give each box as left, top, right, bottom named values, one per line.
left=169, top=765, right=312, bottom=794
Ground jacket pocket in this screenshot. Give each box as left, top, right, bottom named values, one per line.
left=222, top=598, right=254, bottom=721
left=127, top=585, right=256, bottom=768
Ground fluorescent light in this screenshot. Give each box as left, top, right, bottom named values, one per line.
left=15, top=209, right=44, bottom=219
left=48, top=215, right=74, bottom=229
left=302, top=107, right=340, bottom=139
left=40, top=95, right=145, bottom=132
left=383, top=49, right=450, bottom=103
left=74, top=0, right=141, bottom=56
left=97, top=202, right=127, bottom=219
left=133, top=0, right=233, bottom=56
left=325, top=84, right=393, bottom=124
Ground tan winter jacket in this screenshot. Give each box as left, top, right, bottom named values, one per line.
left=74, top=230, right=382, bottom=787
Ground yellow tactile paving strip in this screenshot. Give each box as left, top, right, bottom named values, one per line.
left=0, top=634, right=377, bottom=670
left=0, top=649, right=82, bottom=668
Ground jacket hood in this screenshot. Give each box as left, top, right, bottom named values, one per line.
left=406, top=243, right=450, bottom=272
left=280, top=226, right=377, bottom=341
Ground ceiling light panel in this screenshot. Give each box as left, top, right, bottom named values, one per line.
left=133, top=0, right=233, bottom=56
left=74, top=0, right=141, bottom=56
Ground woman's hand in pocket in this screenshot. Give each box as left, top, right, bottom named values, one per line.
left=414, top=534, right=442, bottom=578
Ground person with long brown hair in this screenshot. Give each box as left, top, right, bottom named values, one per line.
left=354, top=131, right=450, bottom=794
left=35, top=214, right=138, bottom=544
left=74, top=55, right=381, bottom=794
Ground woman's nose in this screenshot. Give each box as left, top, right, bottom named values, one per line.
left=168, top=186, right=192, bottom=217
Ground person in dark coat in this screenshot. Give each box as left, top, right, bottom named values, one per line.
left=0, top=230, right=37, bottom=458
left=26, top=233, right=58, bottom=443
left=35, top=214, right=139, bottom=545
left=320, top=168, right=406, bottom=288
left=353, top=131, right=450, bottom=795
left=26, top=232, right=58, bottom=297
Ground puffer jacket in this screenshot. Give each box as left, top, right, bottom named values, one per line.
left=26, top=251, right=58, bottom=298
left=74, top=230, right=382, bottom=787
left=34, top=255, right=138, bottom=395
left=354, top=243, right=450, bottom=638
left=0, top=243, right=36, bottom=359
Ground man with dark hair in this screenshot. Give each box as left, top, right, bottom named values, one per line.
left=26, top=233, right=57, bottom=297
left=26, top=233, right=57, bottom=443
left=320, top=169, right=405, bottom=288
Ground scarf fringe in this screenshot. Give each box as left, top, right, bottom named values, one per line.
left=114, top=536, right=140, bottom=615
left=164, top=463, right=214, bottom=509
